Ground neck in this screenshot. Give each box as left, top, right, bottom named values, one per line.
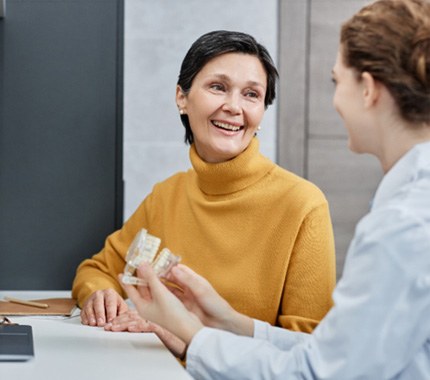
left=378, top=122, right=430, bottom=173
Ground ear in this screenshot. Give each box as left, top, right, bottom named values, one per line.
left=361, top=72, right=380, bottom=108
left=176, top=85, right=187, bottom=111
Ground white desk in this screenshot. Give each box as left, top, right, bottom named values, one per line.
left=0, top=291, right=193, bottom=380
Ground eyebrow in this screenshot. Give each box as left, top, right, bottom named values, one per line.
left=211, top=73, right=266, bottom=89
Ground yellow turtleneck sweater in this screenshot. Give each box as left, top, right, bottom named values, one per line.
left=72, top=138, right=336, bottom=333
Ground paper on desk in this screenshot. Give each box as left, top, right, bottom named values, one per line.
left=0, top=298, right=77, bottom=316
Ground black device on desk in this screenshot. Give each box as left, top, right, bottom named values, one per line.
left=0, top=324, right=34, bottom=361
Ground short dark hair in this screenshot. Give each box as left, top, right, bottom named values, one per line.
left=177, top=30, right=279, bottom=144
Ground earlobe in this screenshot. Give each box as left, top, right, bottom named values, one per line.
left=361, top=72, right=379, bottom=108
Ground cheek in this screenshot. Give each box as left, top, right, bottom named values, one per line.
left=332, top=91, right=344, bottom=119
left=247, top=105, right=265, bottom=126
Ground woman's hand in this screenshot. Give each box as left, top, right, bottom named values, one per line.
left=167, top=264, right=254, bottom=336
left=120, top=264, right=204, bottom=345
left=104, top=309, right=149, bottom=332
left=105, top=309, right=187, bottom=358
left=80, top=288, right=128, bottom=326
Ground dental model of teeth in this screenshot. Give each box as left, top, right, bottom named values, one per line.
left=121, top=229, right=181, bottom=286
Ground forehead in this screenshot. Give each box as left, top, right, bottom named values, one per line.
left=196, top=52, right=267, bottom=85
left=333, top=49, right=344, bottom=72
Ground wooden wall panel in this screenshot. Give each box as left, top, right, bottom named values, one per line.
left=279, top=0, right=382, bottom=278
left=278, top=0, right=309, bottom=177
left=308, top=140, right=382, bottom=275
left=308, top=0, right=368, bottom=138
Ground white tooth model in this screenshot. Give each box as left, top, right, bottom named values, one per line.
left=121, top=229, right=181, bottom=286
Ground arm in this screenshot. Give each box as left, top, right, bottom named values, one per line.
left=72, top=197, right=151, bottom=326
left=187, top=210, right=430, bottom=379
left=72, top=230, right=130, bottom=325
left=121, top=262, right=315, bottom=378
left=168, top=264, right=254, bottom=336
left=279, top=202, right=336, bottom=332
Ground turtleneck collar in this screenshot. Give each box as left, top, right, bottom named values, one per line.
left=189, top=138, right=275, bottom=195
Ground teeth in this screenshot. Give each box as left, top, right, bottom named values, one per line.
left=213, top=121, right=241, bottom=131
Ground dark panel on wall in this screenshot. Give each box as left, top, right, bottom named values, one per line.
left=0, top=0, right=124, bottom=289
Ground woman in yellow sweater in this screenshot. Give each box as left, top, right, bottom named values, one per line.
left=72, top=30, right=336, bottom=357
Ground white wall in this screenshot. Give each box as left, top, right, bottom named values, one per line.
left=123, top=0, right=278, bottom=219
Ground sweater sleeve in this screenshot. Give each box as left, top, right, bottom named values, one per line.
left=71, top=196, right=151, bottom=307
left=278, top=202, right=336, bottom=332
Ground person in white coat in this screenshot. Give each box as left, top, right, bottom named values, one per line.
left=121, top=0, right=430, bottom=378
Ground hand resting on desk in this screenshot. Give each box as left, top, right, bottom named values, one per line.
left=105, top=310, right=188, bottom=359
left=80, top=288, right=128, bottom=326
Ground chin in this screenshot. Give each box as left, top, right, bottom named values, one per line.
left=213, top=142, right=244, bottom=158
left=348, top=141, right=368, bottom=155
left=347, top=138, right=359, bottom=153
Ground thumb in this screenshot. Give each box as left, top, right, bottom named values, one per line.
left=119, top=273, right=144, bottom=306
left=137, top=263, right=169, bottom=300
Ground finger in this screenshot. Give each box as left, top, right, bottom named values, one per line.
left=170, top=264, right=209, bottom=296
left=137, top=263, right=169, bottom=300
left=108, top=319, right=135, bottom=332
left=80, top=307, right=89, bottom=325
left=105, top=291, right=121, bottom=323
left=109, top=309, right=138, bottom=325
left=161, top=277, right=183, bottom=292
left=127, top=319, right=153, bottom=332
left=170, top=287, right=186, bottom=301
left=138, top=283, right=152, bottom=301
left=109, top=313, right=151, bottom=332
left=119, top=274, right=146, bottom=308
left=110, top=311, right=134, bottom=324
left=93, top=293, right=108, bottom=326
left=83, top=299, right=97, bottom=326
left=117, top=299, right=129, bottom=315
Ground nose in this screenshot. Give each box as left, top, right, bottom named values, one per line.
left=222, top=92, right=242, bottom=114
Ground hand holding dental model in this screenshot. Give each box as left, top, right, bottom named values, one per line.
left=121, top=262, right=254, bottom=348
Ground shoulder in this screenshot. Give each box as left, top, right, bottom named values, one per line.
left=268, top=164, right=329, bottom=208
left=352, top=205, right=430, bottom=276
left=151, top=169, right=192, bottom=192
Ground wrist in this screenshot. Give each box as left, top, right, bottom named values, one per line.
left=177, top=314, right=204, bottom=345
left=223, top=309, right=254, bottom=337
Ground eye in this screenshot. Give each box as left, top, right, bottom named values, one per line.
left=209, top=83, right=225, bottom=91
left=245, top=90, right=259, bottom=98
left=243, top=88, right=263, bottom=100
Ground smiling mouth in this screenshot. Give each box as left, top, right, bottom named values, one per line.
left=212, top=120, right=243, bottom=132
